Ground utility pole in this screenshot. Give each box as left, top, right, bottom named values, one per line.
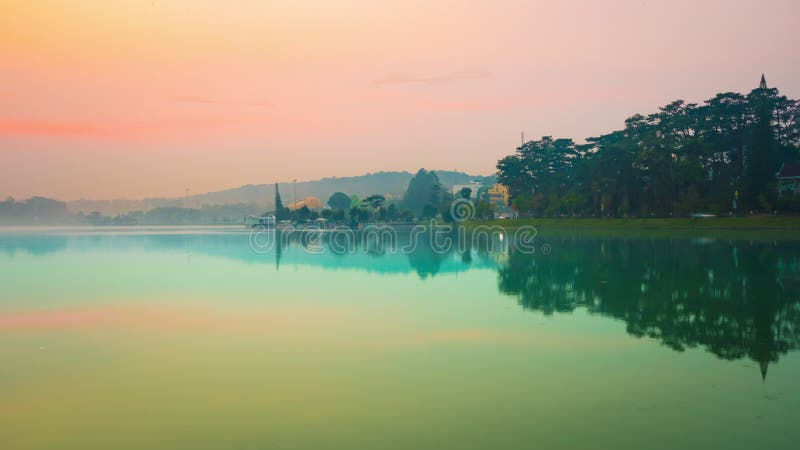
left=185, top=188, right=190, bottom=224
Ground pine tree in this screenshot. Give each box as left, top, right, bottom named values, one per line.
left=744, top=75, right=778, bottom=209
left=274, top=183, right=289, bottom=220
left=274, top=182, right=284, bottom=210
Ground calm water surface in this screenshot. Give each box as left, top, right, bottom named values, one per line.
left=1, top=228, right=799, bottom=449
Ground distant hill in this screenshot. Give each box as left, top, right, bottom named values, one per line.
left=0, top=196, right=75, bottom=225
left=67, top=170, right=495, bottom=215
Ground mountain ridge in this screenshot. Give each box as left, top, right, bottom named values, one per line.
left=67, top=170, right=496, bottom=215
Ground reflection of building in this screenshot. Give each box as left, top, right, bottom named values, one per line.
left=487, top=184, right=509, bottom=207
left=778, top=163, right=800, bottom=197
left=452, top=182, right=482, bottom=200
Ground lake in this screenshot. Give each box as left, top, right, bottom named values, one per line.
left=1, top=227, right=799, bottom=449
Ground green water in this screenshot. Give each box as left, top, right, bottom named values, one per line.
left=1, top=228, right=799, bottom=449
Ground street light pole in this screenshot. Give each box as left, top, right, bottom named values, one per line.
left=185, top=188, right=190, bottom=223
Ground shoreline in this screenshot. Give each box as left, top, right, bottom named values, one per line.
left=464, top=216, right=800, bottom=239
left=470, top=216, right=800, bottom=229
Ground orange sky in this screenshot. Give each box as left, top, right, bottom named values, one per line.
left=2, top=0, right=799, bottom=200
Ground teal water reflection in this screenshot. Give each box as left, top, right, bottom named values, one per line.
left=1, top=228, right=799, bottom=449
left=498, top=238, right=800, bottom=380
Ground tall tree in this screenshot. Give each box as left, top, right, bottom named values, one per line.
left=274, top=183, right=284, bottom=210
left=364, top=194, right=386, bottom=209
left=497, top=137, right=579, bottom=216
left=744, top=78, right=779, bottom=208
left=401, top=169, right=445, bottom=217
left=273, top=183, right=290, bottom=220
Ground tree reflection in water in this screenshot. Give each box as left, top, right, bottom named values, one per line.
left=4, top=230, right=798, bottom=378
left=498, top=238, right=800, bottom=379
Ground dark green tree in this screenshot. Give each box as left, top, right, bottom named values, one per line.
left=496, top=76, right=800, bottom=216
left=331, top=209, right=346, bottom=222
left=401, top=169, right=445, bottom=217
left=274, top=183, right=290, bottom=220
left=274, top=182, right=284, bottom=210
left=294, top=205, right=312, bottom=222
left=385, top=203, right=398, bottom=221
left=744, top=79, right=779, bottom=209
left=364, top=194, right=386, bottom=210
left=327, top=192, right=351, bottom=211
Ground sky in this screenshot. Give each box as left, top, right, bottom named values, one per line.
left=1, top=0, right=799, bottom=200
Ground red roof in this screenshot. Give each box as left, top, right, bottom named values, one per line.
left=778, top=163, right=800, bottom=179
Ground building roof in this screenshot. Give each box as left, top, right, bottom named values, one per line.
left=288, top=196, right=324, bottom=210
left=778, top=163, right=800, bottom=179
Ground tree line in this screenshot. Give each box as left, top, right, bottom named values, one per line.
left=270, top=169, right=496, bottom=225
left=0, top=196, right=262, bottom=226
left=497, top=78, right=800, bottom=217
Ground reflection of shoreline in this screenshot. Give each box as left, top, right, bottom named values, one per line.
left=2, top=230, right=799, bottom=381
left=498, top=238, right=800, bottom=380
left=0, top=231, right=500, bottom=278
left=466, top=217, right=800, bottom=234
left=0, top=225, right=245, bottom=235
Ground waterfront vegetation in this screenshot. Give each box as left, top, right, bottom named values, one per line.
left=497, top=78, right=800, bottom=217
left=4, top=80, right=800, bottom=230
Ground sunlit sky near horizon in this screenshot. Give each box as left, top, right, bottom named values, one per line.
left=2, top=0, right=799, bottom=200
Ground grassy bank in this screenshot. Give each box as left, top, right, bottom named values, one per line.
left=464, top=216, right=800, bottom=239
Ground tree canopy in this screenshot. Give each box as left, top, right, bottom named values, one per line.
left=364, top=194, right=386, bottom=210
left=497, top=79, right=800, bottom=216
left=327, top=192, right=351, bottom=210
left=401, top=169, right=447, bottom=216
left=273, top=183, right=290, bottom=220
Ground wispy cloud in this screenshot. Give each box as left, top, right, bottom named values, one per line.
left=172, top=96, right=273, bottom=107
left=0, top=120, right=108, bottom=137
left=373, top=69, right=494, bottom=86
left=0, top=116, right=271, bottom=141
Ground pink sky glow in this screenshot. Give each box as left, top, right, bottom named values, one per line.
left=1, top=0, right=798, bottom=200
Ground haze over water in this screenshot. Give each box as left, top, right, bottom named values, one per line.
left=1, top=229, right=799, bottom=449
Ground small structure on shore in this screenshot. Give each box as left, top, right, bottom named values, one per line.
left=778, top=163, right=800, bottom=197
left=246, top=214, right=275, bottom=228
